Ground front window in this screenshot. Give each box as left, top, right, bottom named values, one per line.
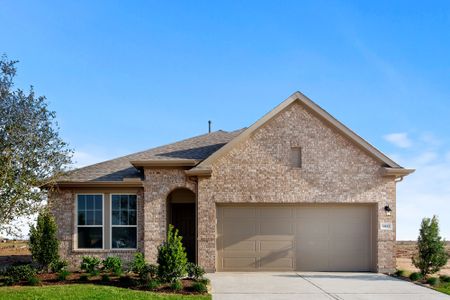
left=77, top=194, right=103, bottom=249
left=111, top=194, right=137, bottom=249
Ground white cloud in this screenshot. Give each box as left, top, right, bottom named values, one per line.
left=396, top=152, right=450, bottom=240
left=384, top=132, right=413, bottom=148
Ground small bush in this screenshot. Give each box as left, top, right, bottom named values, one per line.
left=198, top=277, right=210, bottom=285
left=440, top=275, right=450, bottom=283
left=5, top=265, right=37, bottom=283
left=29, top=210, right=60, bottom=272
left=102, top=256, right=123, bottom=276
left=80, top=256, right=101, bottom=276
left=157, top=225, right=188, bottom=283
left=57, top=270, right=70, bottom=281
left=394, top=269, right=405, bottom=277
left=412, top=216, right=448, bottom=276
left=137, top=264, right=158, bottom=283
left=27, top=276, right=41, bottom=286
left=147, top=279, right=160, bottom=290
left=101, top=274, right=110, bottom=282
left=427, top=277, right=440, bottom=286
left=191, top=281, right=207, bottom=293
left=409, top=272, right=423, bottom=281
left=50, top=259, right=68, bottom=273
left=186, top=262, right=205, bottom=280
left=170, top=279, right=183, bottom=291
left=131, top=253, right=146, bottom=275
left=79, top=274, right=89, bottom=282
left=4, top=277, right=16, bottom=286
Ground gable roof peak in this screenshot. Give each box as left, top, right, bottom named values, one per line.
left=192, top=91, right=411, bottom=172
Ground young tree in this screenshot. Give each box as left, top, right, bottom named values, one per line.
left=412, top=216, right=448, bottom=276
left=0, top=55, right=72, bottom=236
left=157, top=224, right=188, bottom=283
left=29, top=209, right=60, bottom=271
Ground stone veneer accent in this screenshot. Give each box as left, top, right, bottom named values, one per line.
left=50, top=101, right=398, bottom=273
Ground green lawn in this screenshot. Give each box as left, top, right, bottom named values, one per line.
left=436, top=282, right=450, bottom=295
left=0, top=284, right=211, bottom=300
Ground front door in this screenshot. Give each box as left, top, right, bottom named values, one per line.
left=170, top=203, right=196, bottom=263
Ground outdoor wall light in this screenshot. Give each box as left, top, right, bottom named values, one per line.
left=384, top=205, right=392, bottom=216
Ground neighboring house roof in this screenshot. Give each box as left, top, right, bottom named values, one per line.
left=58, top=129, right=245, bottom=184
left=189, top=91, right=414, bottom=177
left=56, top=91, right=413, bottom=186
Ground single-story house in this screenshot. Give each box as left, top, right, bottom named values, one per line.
left=49, top=92, right=414, bottom=273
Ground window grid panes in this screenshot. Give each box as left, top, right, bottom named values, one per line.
left=111, top=195, right=137, bottom=249
left=77, top=194, right=103, bottom=249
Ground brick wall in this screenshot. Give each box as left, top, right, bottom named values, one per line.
left=197, top=102, right=397, bottom=272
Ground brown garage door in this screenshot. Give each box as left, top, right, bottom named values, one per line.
left=216, top=204, right=374, bottom=272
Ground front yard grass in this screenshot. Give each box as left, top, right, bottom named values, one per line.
left=435, top=282, right=450, bottom=295
left=0, top=284, right=211, bottom=300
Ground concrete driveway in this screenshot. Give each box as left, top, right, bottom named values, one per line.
left=207, top=272, right=449, bottom=300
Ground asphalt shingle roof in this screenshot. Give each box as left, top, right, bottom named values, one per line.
left=60, top=129, right=245, bottom=182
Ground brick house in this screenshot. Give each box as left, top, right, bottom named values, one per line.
left=48, top=92, right=414, bottom=273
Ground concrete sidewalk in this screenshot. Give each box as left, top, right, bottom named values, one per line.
left=207, top=272, right=449, bottom=300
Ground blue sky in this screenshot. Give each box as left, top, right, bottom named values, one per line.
left=2, top=1, right=450, bottom=240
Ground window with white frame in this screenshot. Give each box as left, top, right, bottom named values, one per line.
left=111, top=194, right=137, bottom=249
left=77, top=194, right=103, bottom=249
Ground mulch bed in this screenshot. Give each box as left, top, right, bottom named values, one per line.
left=1, top=272, right=206, bottom=295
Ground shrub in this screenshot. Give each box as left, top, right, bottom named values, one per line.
left=27, top=276, right=41, bottom=286
left=198, top=277, right=210, bottom=285
left=79, top=274, right=89, bottom=281
left=157, top=225, right=188, bottom=283
left=29, top=209, right=60, bottom=272
left=57, top=270, right=70, bottom=281
left=409, top=272, right=423, bottom=281
left=394, top=269, right=405, bottom=277
left=101, top=274, right=110, bottom=282
left=147, top=279, right=160, bottom=290
left=50, top=259, right=68, bottom=273
left=170, top=279, right=183, bottom=291
left=4, top=277, right=15, bottom=286
left=427, top=277, right=440, bottom=286
left=191, top=281, right=207, bottom=293
left=186, top=262, right=205, bottom=280
left=102, top=256, right=123, bottom=276
left=412, top=216, right=448, bottom=276
left=440, top=275, right=450, bottom=283
left=131, top=252, right=146, bottom=275
left=80, top=256, right=101, bottom=276
left=5, top=265, right=37, bottom=283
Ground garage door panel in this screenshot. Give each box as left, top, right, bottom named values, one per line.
left=223, top=240, right=257, bottom=252
left=259, top=257, right=294, bottom=269
left=260, top=221, right=293, bottom=235
left=217, top=205, right=373, bottom=272
left=260, top=240, right=294, bottom=252
left=223, top=257, right=256, bottom=269
left=222, top=220, right=256, bottom=237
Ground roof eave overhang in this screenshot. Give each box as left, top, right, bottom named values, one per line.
left=130, top=159, right=197, bottom=168
left=381, top=167, right=415, bottom=178
left=185, top=168, right=212, bottom=177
